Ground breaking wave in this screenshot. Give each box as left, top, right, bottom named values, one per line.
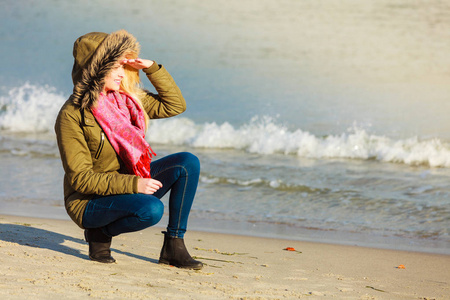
left=147, top=117, right=450, bottom=168
left=0, top=83, right=65, bottom=132
left=1, top=83, right=449, bottom=168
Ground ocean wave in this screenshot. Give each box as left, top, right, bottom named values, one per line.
left=0, top=83, right=65, bottom=132
left=199, top=174, right=326, bottom=194
left=147, top=117, right=450, bottom=168
left=2, top=84, right=449, bottom=168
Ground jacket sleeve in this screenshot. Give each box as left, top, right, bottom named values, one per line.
left=55, top=104, right=139, bottom=196
left=140, top=63, right=187, bottom=119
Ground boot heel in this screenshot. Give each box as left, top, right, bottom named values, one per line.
left=158, top=258, right=170, bottom=265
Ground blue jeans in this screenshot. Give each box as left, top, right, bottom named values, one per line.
left=82, top=152, right=200, bottom=238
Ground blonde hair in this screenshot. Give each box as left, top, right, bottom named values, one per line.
left=119, top=51, right=149, bottom=127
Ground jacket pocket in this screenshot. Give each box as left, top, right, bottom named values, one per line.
left=94, top=132, right=105, bottom=159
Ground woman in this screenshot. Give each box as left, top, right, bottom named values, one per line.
left=55, top=30, right=203, bottom=270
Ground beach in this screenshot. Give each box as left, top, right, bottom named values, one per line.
left=1, top=1, right=450, bottom=298
left=0, top=214, right=448, bottom=299
left=1, top=0, right=450, bottom=254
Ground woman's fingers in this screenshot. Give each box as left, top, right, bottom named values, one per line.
left=147, top=179, right=163, bottom=191
left=145, top=179, right=162, bottom=194
left=152, top=179, right=163, bottom=188
left=138, top=178, right=162, bottom=194
left=121, top=58, right=153, bottom=69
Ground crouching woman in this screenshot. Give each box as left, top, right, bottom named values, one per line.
left=54, top=30, right=202, bottom=270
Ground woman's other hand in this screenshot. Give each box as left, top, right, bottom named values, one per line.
left=122, top=58, right=154, bottom=70
left=137, top=178, right=163, bottom=194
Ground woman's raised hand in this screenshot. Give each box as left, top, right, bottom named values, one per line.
left=122, top=58, right=154, bottom=70
left=137, top=178, right=163, bottom=194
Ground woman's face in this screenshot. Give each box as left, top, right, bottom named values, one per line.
left=103, top=62, right=125, bottom=93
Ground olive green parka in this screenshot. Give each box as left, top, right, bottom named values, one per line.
left=54, top=30, right=186, bottom=228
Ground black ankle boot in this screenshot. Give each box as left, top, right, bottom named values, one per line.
left=159, top=231, right=203, bottom=270
left=84, top=228, right=116, bottom=263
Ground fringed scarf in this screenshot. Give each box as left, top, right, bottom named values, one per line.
left=91, top=91, right=156, bottom=178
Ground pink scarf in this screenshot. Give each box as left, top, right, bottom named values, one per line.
left=91, top=91, right=156, bottom=178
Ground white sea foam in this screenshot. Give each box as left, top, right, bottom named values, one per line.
left=0, top=83, right=65, bottom=132
left=1, top=84, right=449, bottom=168
left=148, top=117, right=450, bottom=168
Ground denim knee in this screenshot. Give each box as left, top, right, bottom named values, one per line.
left=136, top=199, right=164, bottom=227
left=178, top=152, right=200, bottom=175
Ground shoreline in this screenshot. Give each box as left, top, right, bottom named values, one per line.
left=0, top=214, right=449, bottom=299
left=1, top=202, right=449, bottom=256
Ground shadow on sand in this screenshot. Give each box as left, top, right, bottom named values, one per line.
left=0, top=223, right=159, bottom=264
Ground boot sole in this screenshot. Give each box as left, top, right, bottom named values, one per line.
left=159, top=259, right=203, bottom=270
left=89, top=255, right=116, bottom=263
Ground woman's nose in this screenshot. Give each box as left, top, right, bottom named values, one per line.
left=118, top=68, right=125, bottom=77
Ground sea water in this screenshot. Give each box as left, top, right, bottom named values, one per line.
left=1, top=0, right=449, bottom=254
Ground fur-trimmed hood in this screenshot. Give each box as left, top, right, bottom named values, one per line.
left=71, top=30, right=140, bottom=109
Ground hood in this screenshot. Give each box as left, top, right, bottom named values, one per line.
left=71, top=30, right=140, bottom=109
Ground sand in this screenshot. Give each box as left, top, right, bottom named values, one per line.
left=0, top=214, right=448, bottom=299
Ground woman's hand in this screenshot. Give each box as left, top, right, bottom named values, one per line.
left=122, top=58, right=154, bottom=70
left=137, top=178, right=163, bottom=194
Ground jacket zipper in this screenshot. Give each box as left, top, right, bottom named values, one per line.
left=95, top=132, right=105, bottom=159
